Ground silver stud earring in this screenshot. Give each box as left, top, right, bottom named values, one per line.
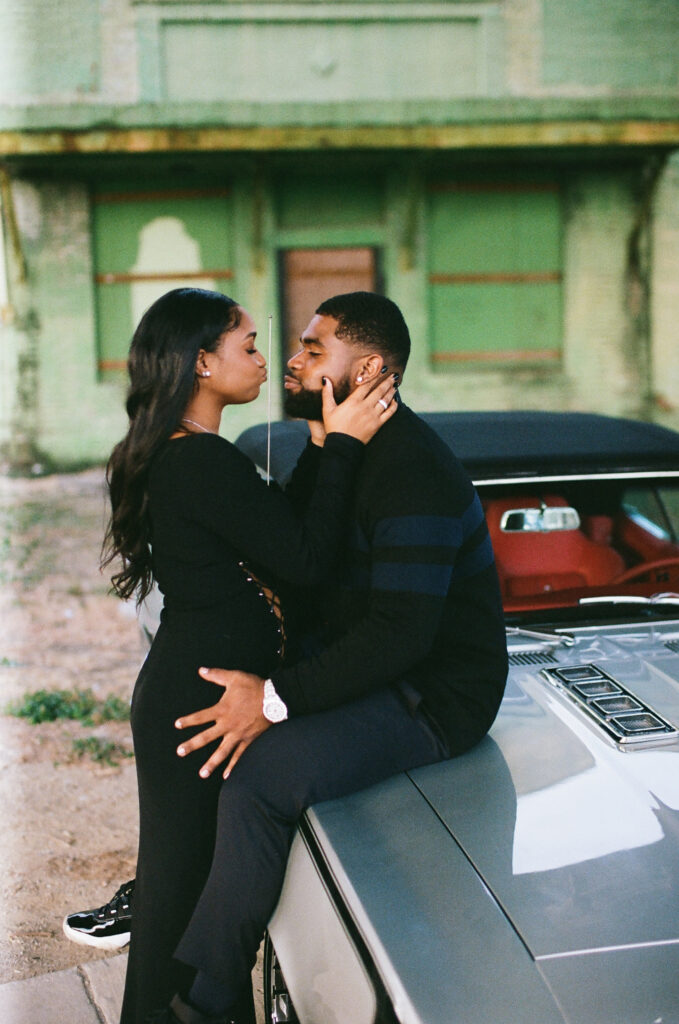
left=356, top=375, right=363, bottom=383
left=201, top=371, right=211, bottom=378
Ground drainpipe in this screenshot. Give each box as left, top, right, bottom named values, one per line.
left=0, top=165, right=40, bottom=472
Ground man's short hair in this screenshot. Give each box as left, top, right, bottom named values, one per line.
left=315, top=292, right=410, bottom=370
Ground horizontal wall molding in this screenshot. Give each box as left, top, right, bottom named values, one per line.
left=432, top=349, right=561, bottom=363
left=429, top=182, right=560, bottom=193
left=98, top=360, right=128, bottom=371
left=3, top=119, right=679, bottom=156
left=429, top=272, right=562, bottom=284
left=94, top=188, right=231, bottom=203
left=131, top=2, right=497, bottom=21
left=95, top=269, right=234, bottom=284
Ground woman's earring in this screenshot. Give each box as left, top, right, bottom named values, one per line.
left=201, top=371, right=211, bottom=378
left=356, top=375, right=363, bottom=383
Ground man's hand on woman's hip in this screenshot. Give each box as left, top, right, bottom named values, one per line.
left=175, top=668, right=270, bottom=780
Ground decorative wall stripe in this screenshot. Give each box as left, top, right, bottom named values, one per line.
left=95, top=269, right=234, bottom=284
left=94, top=188, right=231, bottom=203
left=432, top=349, right=560, bottom=363
left=429, top=271, right=562, bottom=284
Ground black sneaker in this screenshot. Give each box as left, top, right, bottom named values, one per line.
left=62, top=878, right=134, bottom=950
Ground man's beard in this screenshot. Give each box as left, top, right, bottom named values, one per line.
left=283, top=373, right=352, bottom=420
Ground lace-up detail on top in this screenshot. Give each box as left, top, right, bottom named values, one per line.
left=237, top=561, right=286, bottom=659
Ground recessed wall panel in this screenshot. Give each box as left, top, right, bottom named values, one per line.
left=162, top=18, right=484, bottom=102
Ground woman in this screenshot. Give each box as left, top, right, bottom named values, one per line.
left=103, top=288, right=396, bottom=1023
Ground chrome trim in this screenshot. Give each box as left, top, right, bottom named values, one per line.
left=541, top=663, right=679, bottom=748
left=507, top=625, right=575, bottom=647
left=537, top=937, right=679, bottom=961
left=474, top=470, right=679, bottom=486
left=581, top=594, right=679, bottom=606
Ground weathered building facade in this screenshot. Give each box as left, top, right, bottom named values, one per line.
left=1, top=0, right=678, bottom=469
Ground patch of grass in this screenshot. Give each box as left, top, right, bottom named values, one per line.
left=8, top=687, right=130, bottom=725
left=97, top=693, right=131, bottom=722
left=71, top=737, right=134, bottom=767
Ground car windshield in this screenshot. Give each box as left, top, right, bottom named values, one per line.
left=479, top=477, right=679, bottom=613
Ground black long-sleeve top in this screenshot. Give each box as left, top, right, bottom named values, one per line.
left=148, top=431, right=362, bottom=618
left=272, top=404, right=508, bottom=754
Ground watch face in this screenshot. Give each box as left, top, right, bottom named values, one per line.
left=264, top=699, right=287, bottom=723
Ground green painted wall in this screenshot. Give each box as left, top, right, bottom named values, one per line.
left=427, top=182, right=562, bottom=363
left=543, top=0, right=679, bottom=90
left=1, top=0, right=679, bottom=469
left=1, top=0, right=678, bottom=121
left=13, top=181, right=125, bottom=467
left=0, top=0, right=100, bottom=101
left=561, top=172, right=641, bottom=416
left=651, top=152, right=679, bottom=428
left=4, top=153, right=675, bottom=472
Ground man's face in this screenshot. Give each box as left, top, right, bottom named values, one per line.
left=284, top=314, right=358, bottom=420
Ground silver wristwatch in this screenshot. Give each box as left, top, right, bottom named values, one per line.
left=262, top=679, right=288, bottom=723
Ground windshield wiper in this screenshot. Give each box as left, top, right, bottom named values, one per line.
left=580, top=592, right=679, bottom=607
left=506, top=626, right=575, bottom=647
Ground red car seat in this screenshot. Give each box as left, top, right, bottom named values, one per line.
left=485, top=495, right=625, bottom=599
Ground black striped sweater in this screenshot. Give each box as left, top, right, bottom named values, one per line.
left=272, top=403, right=508, bottom=755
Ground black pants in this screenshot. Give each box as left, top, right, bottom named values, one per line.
left=174, top=686, right=448, bottom=1010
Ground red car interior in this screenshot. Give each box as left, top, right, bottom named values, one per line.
left=485, top=495, right=626, bottom=603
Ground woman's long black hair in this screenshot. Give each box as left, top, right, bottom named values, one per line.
left=102, top=288, right=241, bottom=603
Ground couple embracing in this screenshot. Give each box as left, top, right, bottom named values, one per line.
left=77, top=288, right=507, bottom=1024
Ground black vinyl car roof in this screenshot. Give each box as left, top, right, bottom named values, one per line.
left=236, top=411, right=679, bottom=483
left=417, top=411, right=679, bottom=478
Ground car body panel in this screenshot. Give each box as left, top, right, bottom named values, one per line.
left=270, top=622, right=679, bottom=1022
left=268, top=830, right=377, bottom=1024
left=273, top=773, right=563, bottom=1024
left=536, top=943, right=679, bottom=1024
left=412, top=626, right=679, bottom=960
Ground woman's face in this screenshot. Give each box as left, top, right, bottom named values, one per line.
left=201, top=308, right=267, bottom=405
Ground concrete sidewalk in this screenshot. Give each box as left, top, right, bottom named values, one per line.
left=0, top=953, right=127, bottom=1024
left=0, top=953, right=266, bottom=1023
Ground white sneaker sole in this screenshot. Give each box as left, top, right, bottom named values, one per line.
left=62, top=915, right=131, bottom=950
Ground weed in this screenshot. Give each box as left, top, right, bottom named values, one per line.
left=8, top=687, right=130, bottom=725
left=71, top=736, right=134, bottom=767
left=97, top=694, right=131, bottom=722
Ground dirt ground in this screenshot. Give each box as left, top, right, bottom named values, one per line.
left=0, top=468, right=142, bottom=984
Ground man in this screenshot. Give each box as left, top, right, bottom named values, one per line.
left=65, top=293, right=507, bottom=1024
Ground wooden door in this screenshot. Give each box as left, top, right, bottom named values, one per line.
left=280, top=247, right=379, bottom=363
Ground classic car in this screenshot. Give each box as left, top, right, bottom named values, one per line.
left=234, top=410, right=679, bottom=1024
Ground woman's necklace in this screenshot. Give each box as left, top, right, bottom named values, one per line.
left=181, top=417, right=216, bottom=434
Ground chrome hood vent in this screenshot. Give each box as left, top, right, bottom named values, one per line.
left=541, top=663, right=679, bottom=748
left=508, top=650, right=558, bottom=667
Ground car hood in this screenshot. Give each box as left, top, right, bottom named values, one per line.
left=409, top=621, right=679, bottom=960
left=300, top=621, right=679, bottom=1023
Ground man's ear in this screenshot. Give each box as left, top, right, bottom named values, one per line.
left=354, top=354, right=384, bottom=384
